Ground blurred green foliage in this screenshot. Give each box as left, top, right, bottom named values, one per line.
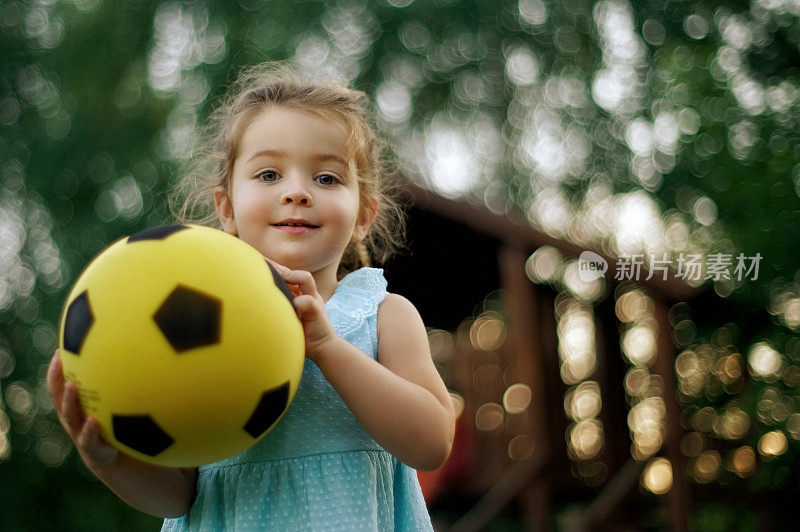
left=0, top=0, right=798, bottom=529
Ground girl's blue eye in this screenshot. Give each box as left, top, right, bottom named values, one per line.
left=257, top=170, right=279, bottom=182
left=316, top=174, right=338, bottom=186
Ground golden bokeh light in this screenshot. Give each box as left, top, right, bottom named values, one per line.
left=525, top=245, right=563, bottom=283
left=680, top=431, right=705, bottom=457
left=756, top=386, right=788, bottom=424
left=728, top=446, right=756, bottom=477
left=717, top=404, right=750, bottom=440
left=692, top=406, right=716, bottom=433
left=622, top=323, right=657, bottom=366
left=628, top=397, right=665, bottom=435
left=557, top=301, right=597, bottom=384
left=675, top=349, right=707, bottom=397
left=508, top=434, right=536, bottom=461
left=672, top=319, right=697, bottom=347
left=642, top=457, right=672, bottom=494
left=629, top=397, right=665, bottom=459
left=0, top=411, right=9, bottom=437
left=716, top=353, right=743, bottom=384
left=568, top=419, right=604, bottom=460
left=559, top=351, right=597, bottom=385
left=563, top=260, right=605, bottom=302
left=758, top=430, right=788, bottom=457
left=616, top=289, right=651, bottom=323
left=473, top=364, right=503, bottom=393
left=748, top=341, right=783, bottom=379
left=624, top=367, right=652, bottom=397
left=632, top=429, right=664, bottom=461
left=690, top=450, right=721, bottom=483
left=475, top=402, right=504, bottom=432
left=564, top=381, right=602, bottom=421
left=470, top=312, right=507, bottom=351
left=786, top=413, right=800, bottom=440
left=783, top=365, right=800, bottom=387
left=0, top=435, right=9, bottom=461
left=558, top=308, right=595, bottom=353
left=503, top=383, right=532, bottom=414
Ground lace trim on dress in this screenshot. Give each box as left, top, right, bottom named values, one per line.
left=326, top=268, right=387, bottom=341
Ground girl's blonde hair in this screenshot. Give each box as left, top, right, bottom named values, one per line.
left=170, top=62, right=405, bottom=277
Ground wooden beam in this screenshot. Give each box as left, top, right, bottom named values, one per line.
left=566, top=458, right=647, bottom=531
left=399, top=180, right=700, bottom=302
left=448, top=454, right=547, bottom=532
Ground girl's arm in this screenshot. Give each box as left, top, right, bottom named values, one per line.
left=280, top=268, right=456, bottom=471
left=47, top=351, right=197, bottom=518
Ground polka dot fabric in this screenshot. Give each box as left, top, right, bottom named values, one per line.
left=161, top=268, right=433, bottom=531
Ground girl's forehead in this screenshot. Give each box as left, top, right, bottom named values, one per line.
left=240, top=106, right=348, bottom=157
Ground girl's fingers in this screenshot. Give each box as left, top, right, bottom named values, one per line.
left=281, top=269, right=317, bottom=296
left=61, top=381, right=86, bottom=438
left=264, top=259, right=313, bottom=298
left=293, top=295, right=321, bottom=319
left=264, top=258, right=287, bottom=276
left=46, top=350, right=64, bottom=405
left=79, top=416, right=117, bottom=463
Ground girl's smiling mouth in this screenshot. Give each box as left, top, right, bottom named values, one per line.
left=272, top=218, right=320, bottom=233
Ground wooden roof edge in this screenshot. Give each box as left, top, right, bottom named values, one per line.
left=397, top=179, right=702, bottom=302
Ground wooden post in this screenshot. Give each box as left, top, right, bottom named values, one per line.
left=536, top=286, right=568, bottom=469
left=449, top=244, right=555, bottom=532
left=652, top=298, right=690, bottom=532
left=593, top=289, right=632, bottom=478
left=498, top=244, right=551, bottom=529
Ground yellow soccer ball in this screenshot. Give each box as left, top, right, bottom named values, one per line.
left=58, top=224, right=304, bottom=467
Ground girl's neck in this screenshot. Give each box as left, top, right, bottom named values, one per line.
left=312, top=266, right=341, bottom=303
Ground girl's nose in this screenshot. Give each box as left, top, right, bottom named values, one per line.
left=280, top=186, right=313, bottom=206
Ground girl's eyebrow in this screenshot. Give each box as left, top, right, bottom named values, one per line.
left=247, top=149, right=346, bottom=167
left=247, top=149, right=287, bottom=162
left=313, top=154, right=347, bottom=166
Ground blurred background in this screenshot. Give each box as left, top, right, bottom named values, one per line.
left=1, top=0, right=799, bottom=529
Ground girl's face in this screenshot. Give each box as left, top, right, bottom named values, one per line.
left=215, top=106, right=374, bottom=283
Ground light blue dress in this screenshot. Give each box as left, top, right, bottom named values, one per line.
left=161, top=268, right=433, bottom=531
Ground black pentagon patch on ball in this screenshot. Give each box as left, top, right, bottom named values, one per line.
left=127, top=224, right=189, bottom=243
left=153, top=285, right=222, bottom=352
left=265, top=260, right=294, bottom=304
left=63, top=291, right=94, bottom=355
left=113, top=414, right=174, bottom=456
left=243, top=382, right=290, bottom=438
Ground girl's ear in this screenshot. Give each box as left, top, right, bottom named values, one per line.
left=214, top=186, right=237, bottom=235
left=351, top=197, right=378, bottom=243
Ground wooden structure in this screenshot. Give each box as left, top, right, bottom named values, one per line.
left=383, top=182, right=700, bottom=530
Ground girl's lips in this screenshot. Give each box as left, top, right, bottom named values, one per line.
left=272, top=225, right=317, bottom=234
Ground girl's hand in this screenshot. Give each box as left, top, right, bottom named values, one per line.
left=267, top=260, right=339, bottom=362
left=47, top=349, right=120, bottom=472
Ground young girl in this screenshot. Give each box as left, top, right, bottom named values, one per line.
left=47, top=63, right=455, bottom=530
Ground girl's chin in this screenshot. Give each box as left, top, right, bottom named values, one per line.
left=260, top=254, right=314, bottom=272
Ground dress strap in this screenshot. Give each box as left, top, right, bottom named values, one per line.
left=326, top=268, right=388, bottom=343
